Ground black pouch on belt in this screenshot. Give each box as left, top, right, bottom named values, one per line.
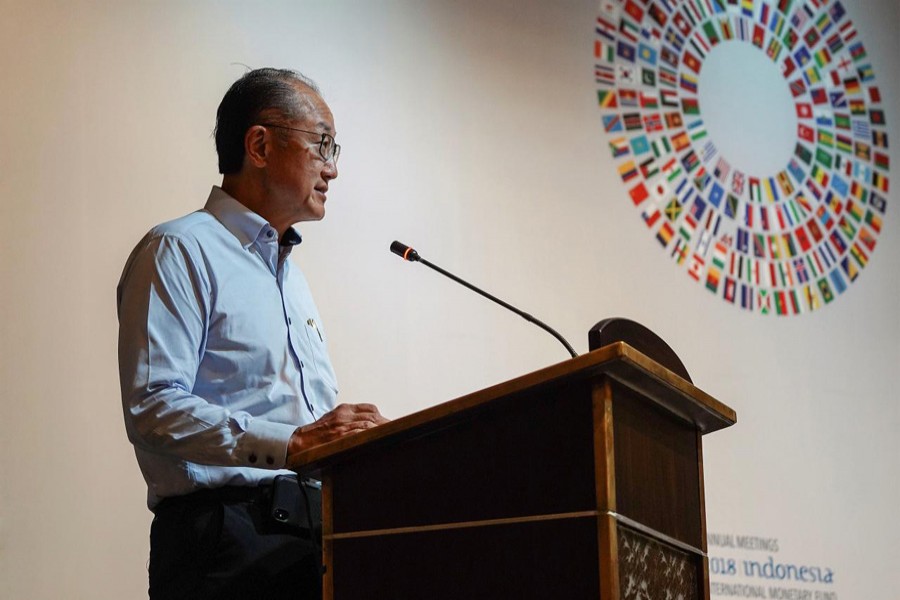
left=269, top=474, right=322, bottom=536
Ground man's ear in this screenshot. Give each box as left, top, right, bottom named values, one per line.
left=244, top=125, right=269, bottom=168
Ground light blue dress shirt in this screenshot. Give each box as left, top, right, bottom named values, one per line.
left=117, top=187, right=338, bottom=508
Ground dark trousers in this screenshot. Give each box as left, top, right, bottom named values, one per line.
left=148, top=485, right=322, bottom=600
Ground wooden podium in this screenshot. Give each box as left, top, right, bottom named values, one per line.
left=289, top=342, right=736, bottom=599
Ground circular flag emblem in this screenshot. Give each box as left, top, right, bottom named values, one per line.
left=594, top=0, right=889, bottom=315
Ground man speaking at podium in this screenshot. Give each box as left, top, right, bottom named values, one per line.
left=117, top=68, right=387, bottom=599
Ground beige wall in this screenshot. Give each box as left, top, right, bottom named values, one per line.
left=1, top=1, right=898, bottom=597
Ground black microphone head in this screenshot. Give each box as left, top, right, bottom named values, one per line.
left=390, top=241, right=420, bottom=262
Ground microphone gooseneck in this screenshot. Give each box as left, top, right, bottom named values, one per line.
left=389, top=241, right=578, bottom=359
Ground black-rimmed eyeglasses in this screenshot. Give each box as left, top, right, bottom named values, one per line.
left=258, top=123, right=341, bottom=164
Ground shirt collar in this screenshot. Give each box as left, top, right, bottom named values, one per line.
left=205, top=186, right=302, bottom=249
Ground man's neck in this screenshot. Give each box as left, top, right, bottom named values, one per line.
left=220, top=175, right=289, bottom=237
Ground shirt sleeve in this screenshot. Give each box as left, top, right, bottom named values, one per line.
left=117, top=233, right=297, bottom=469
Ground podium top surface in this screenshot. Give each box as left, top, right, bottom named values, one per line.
left=288, top=342, right=737, bottom=475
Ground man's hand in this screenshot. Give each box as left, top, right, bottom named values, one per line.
left=288, top=403, right=389, bottom=456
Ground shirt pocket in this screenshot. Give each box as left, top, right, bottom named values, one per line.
left=299, top=318, right=339, bottom=397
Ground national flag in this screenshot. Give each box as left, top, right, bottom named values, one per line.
left=766, top=39, right=783, bottom=61
left=620, top=18, right=640, bottom=43
left=617, top=65, right=637, bottom=85
left=642, top=68, right=656, bottom=89
left=618, top=40, right=637, bottom=62
left=687, top=254, right=705, bottom=282
left=687, top=119, right=707, bottom=142
left=664, top=198, right=682, bottom=222
left=826, top=32, right=844, bottom=54
left=874, top=151, right=889, bottom=171
left=794, top=47, right=811, bottom=67
left=670, top=237, right=689, bottom=264
left=849, top=41, right=867, bottom=62
left=789, top=78, right=806, bottom=98
left=648, top=4, right=668, bottom=27
left=681, top=98, right=700, bottom=115
left=594, top=39, right=615, bottom=63
left=858, top=63, right=875, bottom=83
left=814, top=48, right=831, bottom=68
left=694, top=166, right=711, bottom=191
left=638, top=43, right=658, bottom=65
left=596, top=16, right=617, bottom=41
left=782, top=55, right=797, bottom=77
left=624, top=112, right=643, bottom=131
left=783, top=28, right=799, bottom=51
left=769, top=12, right=786, bottom=37
left=752, top=24, right=765, bottom=48
left=844, top=77, right=861, bottom=95
left=732, top=170, right=745, bottom=195
left=803, top=26, right=820, bottom=48
left=791, top=5, right=811, bottom=30
left=683, top=51, right=702, bottom=74
left=680, top=73, right=699, bottom=93
left=661, top=157, right=683, bottom=182
left=872, top=171, right=889, bottom=193
left=872, top=130, right=888, bottom=148
left=854, top=140, right=871, bottom=160
left=603, top=114, right=623, bottom=132
left=869, top=86, right=882, bottom=104
left=682, top=150, right=700, bottom=172
left=642, top=203, right=662, bottom=228
left=795, top=142, right=812, bottom=164
left=829, top=90, right=847, bottom=108
left=643, top=113, right=664, bottom=132
left=865, top=210, right=883, bottom=234
left=870, top=109, right=885, bottom=126
left=720, top=17, right=734, bottom=40
left=798, top=123, right=814, bottom=142
left=597, top=90, right=618, bottom=108
left=595, top=64, right=616, bottom=85
left=629, top=182, right=650, bottom=205
left=618, top=160, right=639, bottom=183
left=640, top=92, right=659, bottom=109
left=835, top=113, right=851, bottom=129
left=661, top=46, right=680, bottom=68
left=623, top=0, right=644, bottom=22
left=817, top=129, right=834, bottom=148
left=665, top=111, right=684, bottom=129
left=672, top=131, right=691, bottom=151
left=664, top=27, right=684, bottom=51
left=659, top=67, right=678, bottom=87
left=796, top=103, right=812, bottom=119
left=629, top=135, right=650, bottom=155
left=869, top=191, right=887, bottom=213
left=610, top=137, right=630, bottom=158
left=656, top=222, right=675, bottom=246
left=724, top=194, right=739, bottom=219
left=619, top=89, right=638, bottom=107
left=816, top=12, right=833, bottom=35
left=804, top=66, right=821, bottom=86
left=777, top=170, right=795, bottom=196
left=639, top=157, right=660, bottom=179
left=660, top=89, right=678, bottom=107
left=651, top=136, right=672, bottom=158
left=830, top=173, right=849, bottom=197
left=853, top=120, right=871, bottom=141
left=809, top=88, right=828, bottom=105
left=787, top=158, right=805, bottom=183
left=714, top=158, right=731, bottom=182
left=708, top=183, right=725, bottom=208
left=703, top=21, right=720, bottom=46
left=829, top=267, right=848, bottom=296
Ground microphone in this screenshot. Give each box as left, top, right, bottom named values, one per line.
left=390, top=241, right=578, bottom=358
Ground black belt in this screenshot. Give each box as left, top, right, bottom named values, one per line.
left=153, top=477, right=322, bottom=541
left=153, top=484, right=271, bottom=514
